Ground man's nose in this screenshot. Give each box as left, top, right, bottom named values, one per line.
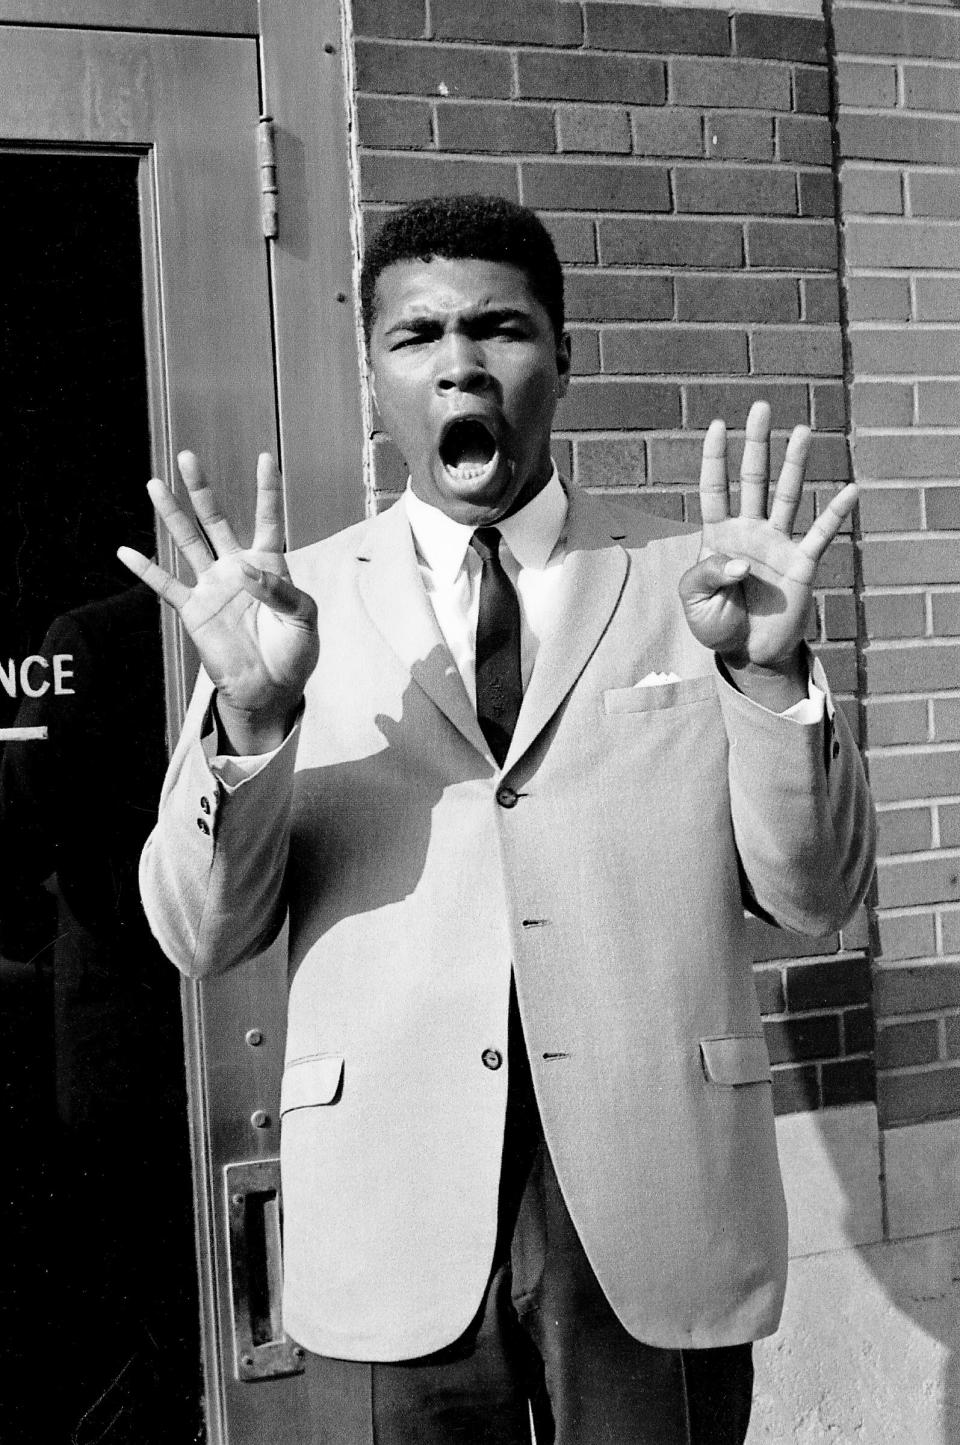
left=434, top=333, right=489, bottom=393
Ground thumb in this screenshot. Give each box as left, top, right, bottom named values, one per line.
left=239, top=562, right=318, bottom=626
left=679, top=553, right=750, bottom=607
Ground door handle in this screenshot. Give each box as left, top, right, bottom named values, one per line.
left=224, top=1158, right=306, bottom=1381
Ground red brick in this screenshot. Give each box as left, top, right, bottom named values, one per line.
left=877, top=911, right=937, bottom=960
left=939, top=910, right=960, bottom=953
left=938, top=803, right=960, bottom=847
left=918, top=383, right=960, bottom=426
left=631, top=107, right=703, bottom=158
left=878, top=1066, right=960, bottom=1126
left=930, top=592, right=960, bottom=636
left=750, top=326, right=843, bottom=377
left=634, top=491, right=684, bottom=521
left=765, top=1014, right=841, bottom=1065
left=353, top=0, right=426, bottom=40
left=837, top=60, right=897, bottom=109
left=852, top=383, right=913, bottom=429
left=556, top=105, right=630, bottom=155
left=822, top=1058, right=876, bottom=1107
left=522, top=160, right=670, bottom=212
left=903, top=63, right=960, bottom=113
left=676, top=275, right=797, bottom=324
left=926, top=487, right=960, bottom=530
left=647, top=435, right=707, bottom=486
left=794, top=65, right=830, bottom=116
left=866, top=698, right=929, bottom=747
left=864, top=591, right=926, bottom=640
left=772, top=1064, right=821, bottom=1114
left=908, top=172, right=960, bottom=221
left=557, top=379, right=680, bottom=431
left=878, top=856, right=960, bottom=908
left=811, top=382, right=846, bottom=431
left=835, top=7, right=960, bottom=62
left=371, top=435, right=407, bottom=491
left=517, top=51, right=665, bottom=105
left=853, top=328, right=960, bottom=376
left=543, top=215, right=597, bottom=264
left=877, top=806, right=933, bottom=854
left=752, top=965, right=785, bottom=1018
left=824, top=591, right=857, bottom=640
left=432, top=0, right=582, bottom=46
left=812, top=537, right=855, bottom=586
left=933, top=698, right=960, bottom=742
left=946, top=1016, right=960, bottom=1058
left=571, top=328, right=601, bottom=374
left=869, top=745, right=960, bottom=802
left=841, top=166, right=903, bottom=216
left=361, top=153, right=518, bottom=203
left=785, top=956, right=870, bottom=1010
left=684, top=381, right=807, bottom=429
left=435, top=102, right=555, bottom=154
left=600, top=216, right=743, bottom=267
left=355, top=39, right=513, bottom=99
left=803, top=279, right=840, bottom=324
left=670, top=57, right=791, bottom=113
left=674, top=164, right=797, bottom=217
left=734, top=12, right=825, bottom=64
left=915, top=277, right=960, bottom=321
left=746, top=219, right=837, bottom=270
left=877, top=1019, right=940, bottom=1068
left=846, top=277, right=911, bottom=322
left=566, top=272, right=672, bottom=322
left=585, top=3, right=730, bottom=56
left=573, top=437, right=647, bottom=489
left=846, top=220, right=960, bottom=270
left=857, top=434, right=960, bottom=481
left=841, top=113, right=960, bottom=166
left=818, top=643, right=859, bottom=693
left=357, top=96, right=433, bottom=149
left=869, top=640, right=960, bottom=694
left=705, top=113, right=774, bottom=163
left=798, top=171, right=835, bottom=219
left=857, top=486, right=921, bottom=532
left=603, top=326, right=747, bottom=376
left=778, top=115, right=832, bottom=166
left=845, top=1000, right=875, bottom=1050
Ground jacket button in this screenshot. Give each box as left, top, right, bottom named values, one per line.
left=481, top=1048, right=503, bottom=1070
left=200, top=796, right=211, bottom=814
left=832, top=738, right=840, bottom=759
left=197, top=817, right=210, bottom=835
left=496, top=786, right=518, bottom=809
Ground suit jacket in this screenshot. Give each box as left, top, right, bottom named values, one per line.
left=141, top=485, right=876, bottom=1362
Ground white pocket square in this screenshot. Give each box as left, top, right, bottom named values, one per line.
left=634, top=671, right=681, bottom=687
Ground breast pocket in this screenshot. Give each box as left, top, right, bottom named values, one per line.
left=603, top=676, right=718, bottom=715
left=699, top=1036, right=772, bottom=1087
left=280, top=1054, right=345, bottom=1115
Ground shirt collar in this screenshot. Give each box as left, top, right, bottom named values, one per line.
left=404, top=465, right=567, bottom=584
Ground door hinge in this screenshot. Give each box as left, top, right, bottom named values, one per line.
left=258, top=115, right=278, bottom=241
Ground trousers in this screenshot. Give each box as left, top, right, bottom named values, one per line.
left=301, top=990, right=754, bottom=1444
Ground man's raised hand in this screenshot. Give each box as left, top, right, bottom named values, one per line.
left=118, top=451, right=318, bottom=753
left=679, top=400, right=858, bottom=711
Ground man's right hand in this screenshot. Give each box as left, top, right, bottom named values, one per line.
left=118, top=451, right=319, bottom=754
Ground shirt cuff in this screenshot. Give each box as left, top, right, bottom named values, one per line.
left=718, top=649, right=832, bottom=725
left=200, top=699, right=302, bottom=791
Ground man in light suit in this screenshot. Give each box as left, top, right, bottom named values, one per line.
left=121, top=195, right=876, bottom=1444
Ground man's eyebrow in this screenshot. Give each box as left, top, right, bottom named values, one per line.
left=384, top=304, right=533, bottom=335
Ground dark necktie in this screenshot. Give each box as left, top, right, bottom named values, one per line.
left=470, top=526, right=522, bottom=766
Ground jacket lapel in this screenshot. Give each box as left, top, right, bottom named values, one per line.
left=503, top=488, right=629, bottom=774
left=356, top=500, right=493, bottom=759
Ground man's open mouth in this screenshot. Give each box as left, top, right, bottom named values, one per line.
left=439, top=417, right=500, bottom=483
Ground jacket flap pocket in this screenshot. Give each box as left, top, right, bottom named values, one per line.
left=280, top=1054, right=344, bottom=1115
left=700, top=1036, right=771, bottom=1086
left=604, top=676, right=717, bottom=714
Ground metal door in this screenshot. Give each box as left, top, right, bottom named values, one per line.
left=0, top=18, right=337, bottom=1443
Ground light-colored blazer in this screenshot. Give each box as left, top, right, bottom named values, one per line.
left=142, top=485, right=876, bottom=1363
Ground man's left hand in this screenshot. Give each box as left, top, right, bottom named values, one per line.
left=679, top=400, right=858, bottom=711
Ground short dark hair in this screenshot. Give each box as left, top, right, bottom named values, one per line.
left=360, top=193, right=565, bottom=344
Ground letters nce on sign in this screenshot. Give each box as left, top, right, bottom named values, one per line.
left=0, top=655, right=75, bottom=741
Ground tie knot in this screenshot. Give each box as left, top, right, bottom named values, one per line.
left=470, top=526, right=502, bottom=565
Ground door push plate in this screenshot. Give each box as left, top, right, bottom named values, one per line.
left=224, top=1158, right=306, bottom=1381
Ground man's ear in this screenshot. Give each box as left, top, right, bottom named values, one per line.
left=556, top=331, right=572, bottom=398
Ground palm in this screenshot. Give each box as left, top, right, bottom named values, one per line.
left=119, top=452, right=319, bottom=718
left=681, top=404, right=858, bottom=669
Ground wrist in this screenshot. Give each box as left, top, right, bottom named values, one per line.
left=719, top=647, right=808, bottom=712
left=213, top=692, right=301, bottom=756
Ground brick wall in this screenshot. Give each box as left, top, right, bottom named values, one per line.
left=348, top=0, right=873, bottom=1114
left=836, top=0, right=960, bottom=1129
